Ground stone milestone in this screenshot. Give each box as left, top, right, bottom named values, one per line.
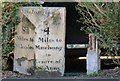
left=14, top=7, right=66, bottom=76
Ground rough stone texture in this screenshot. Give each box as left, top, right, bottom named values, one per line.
left=33, top=7, right=66, bottom=76
left=14, top=11, right=35, bottom=75
left=86, top=34, right=100, bottom=75
left=14, top=7, right=66, bottom=76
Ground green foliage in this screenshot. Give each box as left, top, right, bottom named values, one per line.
left=76, top=2, right=120, bottom=53
left=76, top=2, right=120, bottom=65
left=2, top=2, right=43, bottom=70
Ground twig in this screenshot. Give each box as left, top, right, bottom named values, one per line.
left=93, top=3, right=107, bottom=17
left=86, top=7, right=100, bottom=27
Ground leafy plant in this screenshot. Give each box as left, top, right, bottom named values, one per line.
left=76, top=2, right=120, bottom=65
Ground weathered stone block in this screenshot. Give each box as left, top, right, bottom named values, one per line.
left=14, top=7, right=66, bottom=76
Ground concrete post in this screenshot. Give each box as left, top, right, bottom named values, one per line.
left=87, top=34, right=100, bottom=75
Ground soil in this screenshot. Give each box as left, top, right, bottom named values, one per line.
left=1, top=67, right=120, bottom=79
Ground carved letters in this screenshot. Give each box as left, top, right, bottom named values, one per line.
left=14, top=7, right=66, bottom=76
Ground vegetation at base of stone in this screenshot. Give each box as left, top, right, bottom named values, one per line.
left=87, top=71, right=104, bottom=77
left=2, top=2, right=43, bottom=70
left=76, top=2, right=120, bottom=66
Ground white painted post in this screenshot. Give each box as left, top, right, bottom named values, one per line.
left=87, top=34, right=100, bottom=75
